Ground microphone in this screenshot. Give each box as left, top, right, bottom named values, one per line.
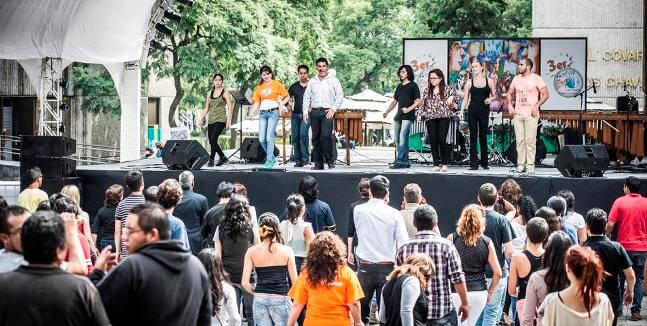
left=592, top=80, right=597, bottom=94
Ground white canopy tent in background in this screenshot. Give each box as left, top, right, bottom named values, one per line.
left=0, top=0, right=160, bottom=161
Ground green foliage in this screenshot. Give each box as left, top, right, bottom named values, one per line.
left=71, top=64, right=121, bottom=116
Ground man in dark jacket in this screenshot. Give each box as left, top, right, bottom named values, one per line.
left=174, top=171, right=209, bottom=255
left=91, top=203, right=211, bottom=326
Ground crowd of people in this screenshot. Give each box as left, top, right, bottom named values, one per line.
left=0, top=165, right=646, bottom=326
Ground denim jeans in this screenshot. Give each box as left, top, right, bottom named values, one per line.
left=393, top=119, right=413, bottom=164
left=476, top=276, right=507, bottom=326
left=291, top=114, right=310, bottom=164
left=622, top=251, right=646, bottom=314
left=259, top=110, right=280, bottom=163
left=429, top=309, right=459, bottom=326
left=98, top=239, right=114, bottom=252
left=233, top=283, right=255, bottom=324
left=253, top=295, right=292, bottom=326
left=357, top=263, right=394, bottom=323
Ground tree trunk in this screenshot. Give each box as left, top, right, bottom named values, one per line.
left=168, top=38, right=182, bottom=128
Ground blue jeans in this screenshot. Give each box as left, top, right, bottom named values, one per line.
left=259, top=110, right=280, bottom=163
left=98, top=239, right=114, bottom=252
left=476, top=276, right=508, bottom=326
left=622, top=251, right=646, bottom=314
left=253, top=295, right=292, bottom=326
left=393, top=119, right=413, bottom=164
left=291, top=114, right=310, bottom=163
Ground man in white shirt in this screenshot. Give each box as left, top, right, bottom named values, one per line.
left=353, top=175, right=409, bottom=324
left=302, top=57, right=344, bottom=170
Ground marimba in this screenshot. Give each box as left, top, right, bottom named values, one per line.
left=334, top=110, right=364, bottom=165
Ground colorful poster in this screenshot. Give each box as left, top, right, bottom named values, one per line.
left=402, top=39, right=448, bottom=96
left=540, top=39, right=587, bottom=111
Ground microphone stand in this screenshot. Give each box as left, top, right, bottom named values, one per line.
left=575, top=85, right=595, bottom=145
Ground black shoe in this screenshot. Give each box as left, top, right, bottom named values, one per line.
left=390, top=163, right=404, bottom=169
left=311, top=165, right=324, bottom=170
left=481, top=165, right=489, bottom=170
left=469, top=166, right=478, bottom=170
left=327, top=161, right=335, bottom=169
left=207, top=159, right=215, bottom=167
left=216, top=157, right=228, bottom=166
left=295, top=162, right=304, bottom=168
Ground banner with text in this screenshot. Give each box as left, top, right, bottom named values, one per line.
left=540, top=39, right=587, bottom=111
left=402, top=39, right=448, bottom=97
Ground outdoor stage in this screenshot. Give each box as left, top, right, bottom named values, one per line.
left=77, top=147, right=647, bottom=237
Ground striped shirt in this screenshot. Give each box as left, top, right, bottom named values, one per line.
left=115, top=194, right=145, bottom=258
left=396, top=230, right=465, bottom=320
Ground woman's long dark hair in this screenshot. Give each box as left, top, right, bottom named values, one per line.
left=286, top=194, right=305, bottom=224
left=518, top=195, right=537, bottom=225
left=211, top=73, right=224, bottom=98
left=259, top=65, right=273, bottom=86
left=197, top=248, right=230, bottom=316
left=427, top=69, right=446, bottom=99
left=543, top=231, right=572, bottom=293
left=258, top=212, right=283, bottom=253
left=398, top=65, right=414, bottom=82
left=299, top=176, right=318, bottom=203
left=219, top=194, right=252, bottom=240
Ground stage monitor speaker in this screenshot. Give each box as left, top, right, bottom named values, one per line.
left=162, top=140, right=209, bottom=170
left=21, top=136, right=76, bottom=157
left=617, top=96, right=638, bottom=112
left=240, top=138, right=279, bottom=163
left=20, top=177, right=81, bottom=194
left=554, top=145, right=609, bottom=177
left=20, top=157, right=76, bottom=179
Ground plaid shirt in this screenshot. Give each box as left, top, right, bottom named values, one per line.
left=396, top=230, right=465, bottom=320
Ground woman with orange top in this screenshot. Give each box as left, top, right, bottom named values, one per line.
left=287, top=231, right=364, bottom=326
left=251, top=65, right=290, bottom=169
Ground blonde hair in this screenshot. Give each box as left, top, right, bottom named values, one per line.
left=387, top=254, right=435, bottom=288
left=456, top=204, right=484, bottom=247
left=61, top=185, right=81, bottom=206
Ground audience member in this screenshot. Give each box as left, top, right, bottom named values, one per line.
left=347, top=177, right=370, bottom=268
left=535, top=206, right=578, bottom=245
left=92, top=203, right=211, bottom=326
left=287, top=231, right=364, bottom=325
left=175, top=171, right=209, bottom=255
left=143, top=185, right=159, bottom=203
left=198, top=248, right=241, bottom=326
left=232, top=182, right=260, bottom=242
left=547, top=196, right=579, bottom=244
left=0, top=205, right=30, bottom=272
left=296, top=175, right=336, bottom=232
left=379, top=254, right=435, bottom=326
left=448, top=204, right=502, bottom=326
left=17, top=167, right=48, bottom=212
left=114, top=170, right=146, bottom=261
left=606, top=176, right=647, bottom=321
left=496, top=179, right=523, bottom=220
left=91, top=184, right=123, bottom=251
left=157, top=178, right=191, bottom=250
left=61, top=184, right=96, bottom=253
left=521, top=231, right=572, bottom=326
left=242, top=213, right=298, bottom=325
left=51, top=196, right=93, bottom=273
left=396, top=204, right=469, bottom=324
left=510, top=195, right=537, bottom=254
left=202, top=181, right=235, bottom=248
left=401, top=183, right=423, bottom=237
left=279, top=194, right=314, bottom=272
left=0, top=210, right=110, bottom=325
left=540, top=246, right=614, bottom=325
left=558, top=189, right=586, bottom=243
left=584, top=208, right=635, bottom=326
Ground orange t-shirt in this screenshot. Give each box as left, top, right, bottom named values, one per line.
left=252, top=80, right=289, bottom=110
left=288, top=265, right=364, bottom=326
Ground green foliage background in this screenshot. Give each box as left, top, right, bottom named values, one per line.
left=72, top=0, right=532, bottom=123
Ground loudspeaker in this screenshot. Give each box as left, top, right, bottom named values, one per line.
left=21, top=136, right=76, bottom=157
left=503, top=140, right=547, bottom=164
left=20, top=177, right=81, bottom=194
left=162, top=140, right=209, bottom=170
left=554, top=145, right=609, bottom=177
left=617, top=96, right=638, bottom=112
left=20, top=157, right=76, bottom=179
left=240, top=138, right=279, bottom=163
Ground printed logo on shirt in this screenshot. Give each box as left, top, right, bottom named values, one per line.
left=261, top=87, right=272, bottom=96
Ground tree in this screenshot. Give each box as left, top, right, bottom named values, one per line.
left=71, top=64, right=121, bottom=116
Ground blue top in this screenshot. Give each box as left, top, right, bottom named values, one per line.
left=562, top=224, right=578, bottom=245
left=280, top=199, right=335, bottom=233
left=168, top=214, right=191, bottom=251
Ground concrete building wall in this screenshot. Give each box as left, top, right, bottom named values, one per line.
left=533, top=0, right=644, bottom=108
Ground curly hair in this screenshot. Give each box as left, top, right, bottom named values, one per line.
left=219, top=194, right=252, bottom=240
left=104, top=184, right=124, bottom=208
left=518, top=195, right=537, bottom=225
left=498, top=179, right=522, bottom=215
left=387, top=254, right=435, bottom=288
left=157, top=179, right=183, bottom=209
left=456, top=204, right=484, bottom=246
left=304, top=231, right=346, bottom=288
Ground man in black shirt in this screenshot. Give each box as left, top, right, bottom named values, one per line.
left=346, top=177, right=371, bottom=270
left=583, top=208, right=635, bottom=326
left=201, top=181, right=234, bottom=248
left=288, top=65, right=312, bottom=167
left=0, top=210, right=109, bottom=325
left=383, top=65, right=421, bottom=169
left=174, top=171, right=209, bottom=255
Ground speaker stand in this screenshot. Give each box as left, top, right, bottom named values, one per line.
left=227, top=92, right=248, bottom=161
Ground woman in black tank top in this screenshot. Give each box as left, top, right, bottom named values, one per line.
left=459, top=59, right=496, bottom=170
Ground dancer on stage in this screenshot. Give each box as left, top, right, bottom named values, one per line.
left=507, top=58, right=549, bottom=174
left=383, top=65, right=420, bottom=169
left=459, top=58, right=496, bottom=170
left=303, top=58, right=344, bottom=170
left=198, top=73, right=233, bottom=167
left=288, top=65, right=311, bottom=167
left=417, top=69, right=457, bottom=172
left=251, top=66, right=290, bottom=169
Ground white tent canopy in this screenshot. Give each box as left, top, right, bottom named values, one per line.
left=0, top=0, right=159, bottom=162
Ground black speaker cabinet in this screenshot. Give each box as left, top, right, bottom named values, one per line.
left=21, top=136, right=76, bottom=157
left=20, top=157, right=76, bottom=179
left=162, top=140, right=209, bottom=170
left=617, top=95, right=639, bottom=112
left=240, top=138, right=279, bottom=163
left=554, top=145, right=609, bottom=177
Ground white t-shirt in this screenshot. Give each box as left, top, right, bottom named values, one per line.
left=563, top=211, right=585, bottom=231
left=211, top=281, right=241, bottom=326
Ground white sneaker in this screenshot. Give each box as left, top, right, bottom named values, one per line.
left=526, top=166, right=535, bottom=174
left=431, top=166, right=441, bottom=172
left=441, top=165, right=449, bottom=172
left=517, top=165, right=526, bottom=173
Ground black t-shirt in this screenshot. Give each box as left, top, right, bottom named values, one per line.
left=288, top=81, right=308, bottom=114
left=484, top=209, right=513, bottom=277
left=91, top=206, right=116, bottom=243
left=217, top=225, right=254, bottom=284
left=393, top=81, right=421, bottom=121
left=584, top=235, right=633, bottom=310
left=201, top=203, right=226, bottom=248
